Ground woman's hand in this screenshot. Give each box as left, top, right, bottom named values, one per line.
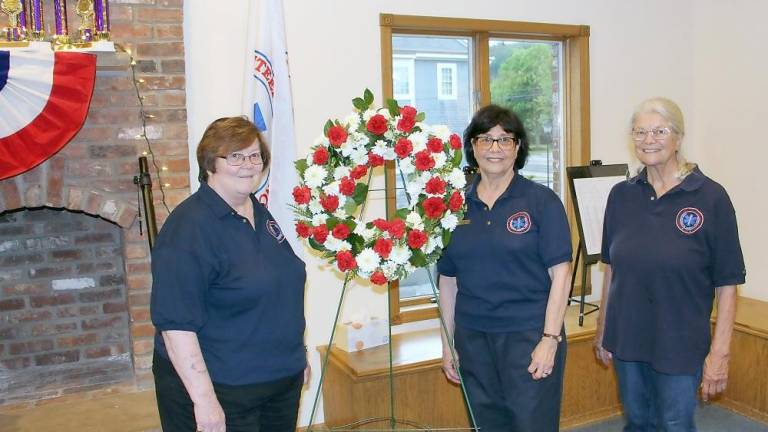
left=528, top=337, right=558, bottom=380
left=701, top=351, right=729, bottom=401
left=594, top=343, right=613, bottom=366
left=442, top=351, right=461, bottom=384
left=304, top=362, right=312, bottom=386
left=193, top=393, right=226, bottom=432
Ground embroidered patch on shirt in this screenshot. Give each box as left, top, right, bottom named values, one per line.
left=676, top=207, right=704, bottom=234
left=266, top=220, right=286, bottom=243
left=507, top=211, right=531, bottom=234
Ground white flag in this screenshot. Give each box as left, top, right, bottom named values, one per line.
left=242, top=0, right=302, bottom=255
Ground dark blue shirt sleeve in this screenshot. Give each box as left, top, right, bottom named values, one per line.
left=150, top=217, right=216, bottom=333
left=710, top=189, right=746, bottom=287
left=537, top=189, right=573, bottom=268
left=601, top=187, right=617, bottom=264
left=437, top=245, right=457, bottom=277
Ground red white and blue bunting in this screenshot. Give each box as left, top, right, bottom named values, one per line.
left=0, top=50, right=97, bottom=180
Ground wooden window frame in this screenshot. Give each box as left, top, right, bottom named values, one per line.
left=381, top=14, right=591, bottom=325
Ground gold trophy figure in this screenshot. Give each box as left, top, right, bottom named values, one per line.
left=74, top=0, right=94, bottom=43
left=1, top=0, right=23, bottom=42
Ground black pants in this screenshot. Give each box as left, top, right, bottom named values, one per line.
left=454, top=325, right=566, bottom=432
left=152, top=352, right=303, bottom=432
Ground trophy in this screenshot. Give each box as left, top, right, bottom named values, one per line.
left=74, top=0, right=93, bottom=44
left=1, top=0, right=25, bottom=43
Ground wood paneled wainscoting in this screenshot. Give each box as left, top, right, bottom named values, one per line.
left=317, top=304, right=622, bottom=430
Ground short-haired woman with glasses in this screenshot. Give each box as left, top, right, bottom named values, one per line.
left=437, top=105, right=573, bottom=431
left=595, top=97, right=745, bottom=431
left=150, top=116, right=309, bottom=432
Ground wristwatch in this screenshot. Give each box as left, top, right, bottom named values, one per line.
left=542, top=332, right=563, bottom=343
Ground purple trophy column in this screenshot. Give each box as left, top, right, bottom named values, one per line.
left=53, top=0, right=69, bottom=36
left=30, top=0, right=44, bottom=33
left=93, top=0, right=103, bottom=32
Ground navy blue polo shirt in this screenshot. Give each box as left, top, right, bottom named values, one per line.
left=601, top=167, right=746, bottom=375
left=150, top=182, right=307, bottom=385
left=437, top=174, right=572, bottom=332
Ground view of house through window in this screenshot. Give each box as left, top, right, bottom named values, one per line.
left=391, top=34, right=565, bottom=302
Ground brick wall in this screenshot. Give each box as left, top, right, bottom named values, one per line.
left=0, top=0, right=189, bottom=406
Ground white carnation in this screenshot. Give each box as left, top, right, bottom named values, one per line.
left=334, top=166, right=351, bottom=180
left=373, top=139, right=396, bottom=160
left=428, top=125, right=451, bottom=142
left=334, top=208, right=348, bottom=219
left=325, top=237, right=351, bottom=252
left=382, top=261, right=399, bottom=279
left=323, top=181, right=340, bottom=197
left=362, top=109, right=376, bottom=121
left=389, top=245, right=412, bottom=265
left=433, top=152, right=447, bottom=169
left=339, top=139, right=355, bottom=157
left=313, top=135, right=330, bottom=148
left=350, top=131, right=369, bottom=147
left=406, top=181, right=424, bottom=201
left=441, top=213, right=459, bottom=230
left=409, top=131, right=428, bottom=152
left=343, top=113, right=361, bottom=129
left=304, top=165, right=327, bottom=188
left=377, top=108, right=392, bottom=120
left=424, top=235, right=443, bottom=254
left=351, top=148, right=369, bottom=166
left=357, top=248, right=381, bottom=273
left=398, top=158, right=415, bottom=175
left=406, top=211, right=424, bottom=229
left=447, top=168, right=466, bottom=189
left=311, top=213, right=328, bottom=226
left=309, top=199, right=324, bottom=215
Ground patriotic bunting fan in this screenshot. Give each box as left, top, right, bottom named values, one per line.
left=0, top=50, right=97, bottom=180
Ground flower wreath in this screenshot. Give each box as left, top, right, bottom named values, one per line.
left=291, top=89, right=467, bottom=285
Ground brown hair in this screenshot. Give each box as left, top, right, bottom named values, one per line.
left=196, top=116, right=270, bottom=182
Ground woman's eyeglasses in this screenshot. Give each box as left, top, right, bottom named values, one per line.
left=219, top=153, right=263, bottom=166
left=631, top=127, right=672, bottom=142
left=472, top=135, right=518, bottom=150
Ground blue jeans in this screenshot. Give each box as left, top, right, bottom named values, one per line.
left=614, top=358, right=701, bottom=432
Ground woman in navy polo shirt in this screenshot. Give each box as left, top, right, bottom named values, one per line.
left=594, top=98, right=745, bottom=431
left=150, top=117, right=308, bottom=432
left=437, top=105, right=573, bottom=431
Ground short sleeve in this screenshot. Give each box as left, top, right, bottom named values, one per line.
left=537, top=189, right=573, bottom=268
left=601, top=188, right=617, bottom=264
left=150, top=215, right=216, bottom=333
left=710, top=189, right=746, bottom=287
left=437, top=247, right=457, bottom=277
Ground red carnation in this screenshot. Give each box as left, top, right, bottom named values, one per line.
left=292, top=186, right=311, bottom=205
left=336, top=250, right=357, bottom=272
left=328, top=125, right=349, bottom=148
left=373, top=238, right=393, bottom=259
left=366, top=114, right=388, bottom=135
left=320, top=194, right=339, bottom=213
left=372, top=218, right=390, bottom=231
left=394, top=138, right=413, bottom=159
left=313, top=224, right=329, bottom=244
left=368, top=153, right=385, bottom=167
left=295, top=222, right=312, bottom=238
left=332, top=223, right=351, bottom=240
left=449, top=133, right=462, bottom=150
left=422, top=197, right=447, bottom=219
left=400, top=105, right=417, bottom=120
left=427, top=137, right=444, bottom=153
left=425, top=177, right=447, bottom=195
left=370, top=271, right=388, bottom=285
left=414, top=149, right=435, bottom=171
left=350, top=164, right=368, bottom=180
left=397, top=116, right=416, bottom=133
left=407, top=229, right=428, bottom=249
left=313, top=146, right=330, bottom=165
left=339, top=176, right=356, bottom=196
left=387, top=218, right=406, bottom=239
left=449, top=190, right=464, bottom=212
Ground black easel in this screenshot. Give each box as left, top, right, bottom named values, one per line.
left=566, top=161, right=628, bottom=326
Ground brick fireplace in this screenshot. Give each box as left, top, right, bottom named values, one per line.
left=0, top=0, right=189, bottom=407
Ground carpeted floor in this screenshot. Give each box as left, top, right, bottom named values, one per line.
left=567, top=404, right=768, bottom=431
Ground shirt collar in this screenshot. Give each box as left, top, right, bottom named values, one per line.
left=466, top=170, right=525, bottom=204
left=634, top=165, right=705, bottom=192
left=197, top=182, right=250, bottom=219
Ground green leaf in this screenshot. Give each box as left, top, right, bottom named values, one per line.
left=442, top=230, right=452, bottom=247
left=409, top=249, right=427, bottom=267
left=324, top=119, right=333, bottom=136
left=326, top=217, right=340, bottom=229
left=352, top=182, right=369, bottom=205
left=349, top=234, right=365, bottom=255
left=308, top=238, right=325, bottom=252
left=363, top=88, right=374, bottom=105
left=451, top=148, right=463, bottom=166
left=395, top=208, right=410, bottom=220
left=352, top=97, right=367, bottom=111
left=343, top=198, right=358, bottom=216
left=386, top=99, right=400, bottom=118
left=294, top=159, right=308, bottom=177
left=415, top=112, right=426, bottom=122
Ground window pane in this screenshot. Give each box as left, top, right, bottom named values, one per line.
left=489, top=39, right=564, bottom=197
left=392, top=35, right=473, bottom=300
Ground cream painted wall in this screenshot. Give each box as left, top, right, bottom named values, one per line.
left=183, top=0, right=764, bottom=426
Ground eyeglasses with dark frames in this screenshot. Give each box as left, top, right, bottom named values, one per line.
left=219, top=152, right=263, bottom=167
left=471, top=135, right=519, bottom=151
